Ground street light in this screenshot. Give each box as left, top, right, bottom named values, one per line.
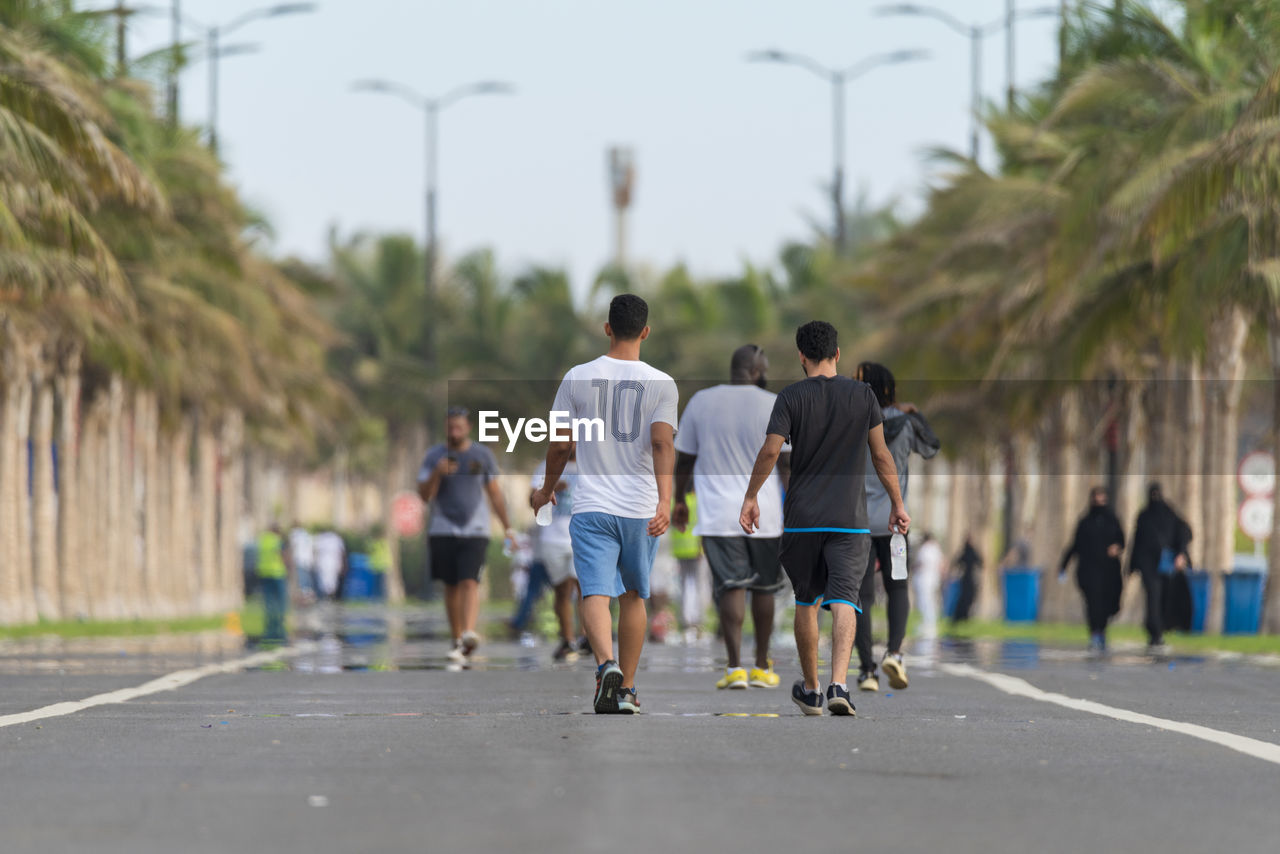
left=176, top=3, right=317, bottom=154
left=876, top=3, right=1057, bottom=162
left=747, top=48, right=928, bottom=254
left=352, top=78, right=515, bottom=369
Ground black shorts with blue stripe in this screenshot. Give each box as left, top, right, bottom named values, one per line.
left=779, top=529, right=870, bottom=611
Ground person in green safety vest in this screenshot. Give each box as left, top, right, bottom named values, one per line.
left=369, top=532, right=392, bottom=600
left=668, top=492, right=704, bottom=641
left=257, top=524, right=291, bottom=643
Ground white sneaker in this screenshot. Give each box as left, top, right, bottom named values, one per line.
left=447, top=642, right=466, bottom=663
left=460, top=630, right=480, bottom=657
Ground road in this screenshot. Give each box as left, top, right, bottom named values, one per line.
left=2, top=604, right=1277, bottom=854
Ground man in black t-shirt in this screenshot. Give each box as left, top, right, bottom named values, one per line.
left=740, top=321, right=909, bottom=717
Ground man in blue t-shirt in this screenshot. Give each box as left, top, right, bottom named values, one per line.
left=418, top=406, right=514, bottom=662
left=740, top=321, right=909, bottom=717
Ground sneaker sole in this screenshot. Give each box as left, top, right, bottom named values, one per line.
left=617, top=698, right=639, bottom=715
left=828, top=697, right=856, bottom=717
left=882, top=659, right=909, bottom=690
left=748, top=679, right=779, bottom=689
left=594, top=668, right=624, bottom=714
left=791, top=695, right=824, bottom=716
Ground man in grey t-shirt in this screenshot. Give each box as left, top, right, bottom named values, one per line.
left=418, top=406, right=514, bottom=661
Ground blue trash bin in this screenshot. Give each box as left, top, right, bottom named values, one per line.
left=1187, top=570, right=1210, bottom=634
left=1003, top=567, right=1041, bottom=623
left=344, top=552, right=374, bottom=600
left=1222, top=570, right=1266, bottom=635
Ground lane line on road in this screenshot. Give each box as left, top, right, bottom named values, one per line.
left=0, top=641, right=318, bottom=730
left=939, top=662, right=1280, bottom=767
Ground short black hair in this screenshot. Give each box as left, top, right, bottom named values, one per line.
left=608, top=294, right=649, bottom=340
left=857, top=362, right=895, bottom=407
left=795, top=321, right=838, bottom=362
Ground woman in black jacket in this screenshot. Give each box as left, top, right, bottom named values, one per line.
left=1060, top=487, right=1126, bottom=654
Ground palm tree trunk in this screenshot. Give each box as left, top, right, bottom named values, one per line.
left=31, top=353, right=59, bottom=620
left=11, top=341, right=38, bottom=624
left=0, top=340, right=21, bottom=624
left=218, top=410, right=245, bottom=611
left=1202, top=307, right=1249, bottom=634
left=171, top=415, right=196, bottom=615
left=99, top=376, right=125, bottom=618
left=137, top=389, right=162, bottom=617
left=195, top=412, right=218, bottom=614
left=55, top=344, right=85, bottom=619
left=1262, top=312, right=1280, bottom=633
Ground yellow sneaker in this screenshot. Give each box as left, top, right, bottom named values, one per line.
left=716, top=667, right=749, bottom=689
left=748, top=662, right=781, bottom=688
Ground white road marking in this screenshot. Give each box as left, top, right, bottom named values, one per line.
left=0, top=641, right=317, bottom=729
left=940, top=662, right=1280, bottom=767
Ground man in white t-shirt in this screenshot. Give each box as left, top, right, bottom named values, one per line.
left=674, top=344, right=789, bottom=691
left=529, top=452, right=583, bottom=662
left=533, top=294, right=679, bottom=715
left=313, top=530, right=345, bottom=599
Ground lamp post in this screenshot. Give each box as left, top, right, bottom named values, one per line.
left=876, top=3, right=1058, bottom=162
left=352, top=79, right=515, bottom=370
left=174, top=3, right=317, bottom=154
left=747, top=48, right=928, bottom=254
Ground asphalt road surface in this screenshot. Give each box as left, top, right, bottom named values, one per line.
left=2, top=604, right=1278, bottom=854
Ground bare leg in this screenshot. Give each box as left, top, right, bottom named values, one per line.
left=458, top=579, right=480, bottom=635
left=829, top=602, right=857, bottom=686
left=443, top=583, right=461, bottom=641
left=718, top=588, right=746, bottom=668
left=617, top=591, right=647, bottom=689
left=553, top=580, right=577, bottom=643
left=751, top=591, right=776, bottom=669
left=581, top=594, right=615, bottom=666
left=794, top=603, right=821, bottom=692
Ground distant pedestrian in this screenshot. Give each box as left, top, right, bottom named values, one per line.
left=418, top=406, right=515, bottom=663
left=1129, top=483, right=1192, bottom=654
left=740, top=321, right=908, bottom=717
left=853, top=361, right=940, bottom=693
left=528, top=451, right=585, bottom=662
left=257, top=524, right=291, bottom=643
left=668, top=491, right=704, bottom=643
left=1059, top=487, right=1125, bottom=654
left=911, top=533, right=944, bottom=641
left=675, top=343, right=790, bottom=689
left=289, top=522, right=316, bottom=601
left=951, top=536, right=982, bottom=625
left=314, top=529, right=345, bottom=600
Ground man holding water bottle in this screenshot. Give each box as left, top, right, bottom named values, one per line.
left=740, top=322, right=909, bottom=717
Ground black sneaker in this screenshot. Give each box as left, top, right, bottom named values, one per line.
left=577, top=635, right=593, bottom=655
left=552, top=639, right=578, bottom=662
left=594, top=660, right=624, bottom=714
left=617, top=686, right=640, bottom=714
left=857, top=668, right=879, bottom=692
left=791, top=679, right=824, bottom=716
left=827, top=683, right=856, bottom=717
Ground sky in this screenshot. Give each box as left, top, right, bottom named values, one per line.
left=117, top=0, right=1064, bottom=293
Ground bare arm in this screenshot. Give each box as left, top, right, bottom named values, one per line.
left=531, top=441, right=574, bottom=513
left=672, top=451, right=697, bottom=531
left=868, top=424, right=910, bottom=533
left=739, top=434, right=786, bottom=534
left=417, top=455, right=456, bottom=503
left=484, top=478, right=513, bottom=536
left=776, top=451, right=791, bottom=493
left=649, top=423, right=675, bottom=536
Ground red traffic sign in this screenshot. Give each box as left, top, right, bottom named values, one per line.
left=391, top=491, right=425, bottom=538
left=1238, top=451, right=1275, bottom=497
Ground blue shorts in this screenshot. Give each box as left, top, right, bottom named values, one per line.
left=569, top=512, right=659, bottom=599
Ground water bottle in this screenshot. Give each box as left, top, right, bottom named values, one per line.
left=536, top=502, right=554, bottom=527
left=890, top=529, right=908, bottom=581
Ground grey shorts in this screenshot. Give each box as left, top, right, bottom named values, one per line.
left=702, top=536, right=784, bottom=598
